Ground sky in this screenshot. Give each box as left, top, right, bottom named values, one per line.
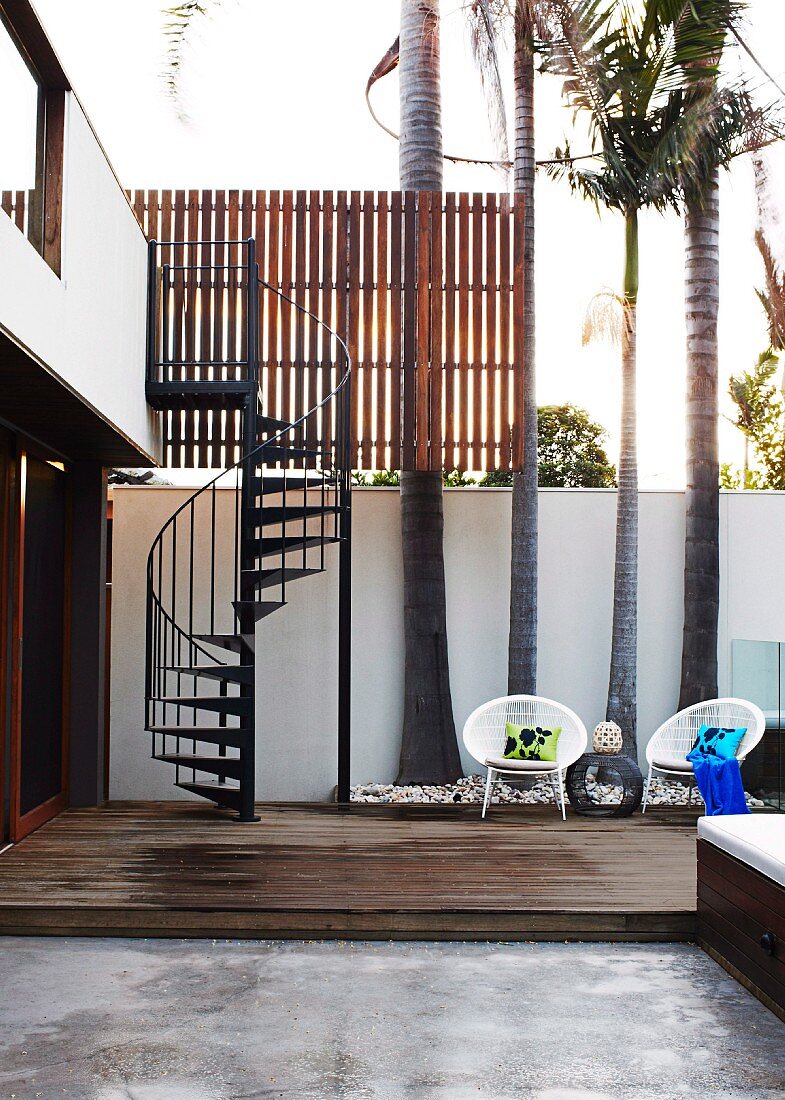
left=25, top=0, right=785, bottom=486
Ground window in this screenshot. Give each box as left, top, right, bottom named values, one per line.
left=0, top=10, right=45, bottom=253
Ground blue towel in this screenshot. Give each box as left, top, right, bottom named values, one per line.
left=686, top=748, right=750, bottom=816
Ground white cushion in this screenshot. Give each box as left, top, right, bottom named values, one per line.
left=485, top=756, right=558, bottom=773
left=652, top=752, right=693, bottom=772
left=698, top=815, right=785, bottom=888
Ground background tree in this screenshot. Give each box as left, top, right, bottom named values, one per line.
left=537, top=404, right=617, bottom=487
left=725, top=203, right=785, bottom=491
left=480, top=404, right=617, bottom=487
left=727, top=351, right=785, bottom=489
left=396, top=0, right=463, bottom=785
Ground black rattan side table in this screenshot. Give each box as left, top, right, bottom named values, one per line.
left=565, top=753, right=644, bottom=817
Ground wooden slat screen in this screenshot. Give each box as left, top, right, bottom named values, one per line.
left=140, top=190, right=526, bottom=471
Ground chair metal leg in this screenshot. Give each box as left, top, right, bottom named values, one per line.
left=482, top=768, right=496, bottom=819
left=642, top=766, right=653, bottom=813
left=557, top=769, right=566, bottom=820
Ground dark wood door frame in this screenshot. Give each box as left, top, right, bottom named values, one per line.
left=0, top=429, right=11, bottom=841
left=9, top=443, right=71, bottom=841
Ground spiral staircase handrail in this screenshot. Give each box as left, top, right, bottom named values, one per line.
left=145, top=266, right=352, bottom=669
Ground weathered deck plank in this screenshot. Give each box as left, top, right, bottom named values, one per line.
left=0, top=802, right=699, bottom=940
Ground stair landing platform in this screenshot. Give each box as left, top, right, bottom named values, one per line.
left=0, top=802, right=699, bottom=942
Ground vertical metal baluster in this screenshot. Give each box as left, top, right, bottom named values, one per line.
left=280, top=469, right=286, bottom=605
left=156, top=541, right=163, bottom=703
left=209, top=486, right=216, bottom=636
left=146, top=554, right=154, bottom=757
left=302, top=430, right=308, bottom=571
left=319, top=444, right=325, bottom=572
left=337, top=350, right=353, bottom=801
left=162, top=263, right=171, bottom=380
left=172, top=521, right=179, bottom=742
left=189, top=498, right=196, bottom=754
left=146, top=240, right=158, bottom=384
left=234, top=465, right=240, bottom=608
left=282, top=454, right=288, bottom=598
left=217, top=678, right=228, bottom=786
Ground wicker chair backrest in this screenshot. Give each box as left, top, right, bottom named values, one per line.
left=645, top=698, right=766, bottom=765
left=463, top=695, right=588, bottom=769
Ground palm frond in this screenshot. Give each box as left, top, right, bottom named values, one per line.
left=465, top=0, right=510, bottom=172
left=582, top=289, right=626, bottom=346
left=754, top=224, right=785, bottom=352
left=549, top=0, right=784, bottom=216
left=754, top=152, right=785, bottom=294
left=161, top=1, right=217, bottom=121
left=645, top=83, right=770, bottom=204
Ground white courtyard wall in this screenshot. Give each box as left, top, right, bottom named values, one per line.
left=109, top=487, right=785, bottom=801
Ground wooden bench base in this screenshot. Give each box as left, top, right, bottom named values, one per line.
left=697, top=838, right=785, bottom=1023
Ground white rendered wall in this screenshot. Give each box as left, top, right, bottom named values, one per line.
left=109, top=487, right=785, bottom=802
left=0, top=95, right=157, bottom=461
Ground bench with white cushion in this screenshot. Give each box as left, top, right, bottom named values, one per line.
left=697, top=814, right=785, bottom=1022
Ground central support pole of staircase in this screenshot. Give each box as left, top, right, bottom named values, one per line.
left=337, top=367, right=352, bottom=803
left=237, top=238, right=261, bottom=823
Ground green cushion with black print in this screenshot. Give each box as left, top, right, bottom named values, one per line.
left=503, top=721, right=562, bottom=763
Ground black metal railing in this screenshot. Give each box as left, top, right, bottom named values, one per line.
left=146, top=238, right=258, bottom=385
left=144, top=238, right=352, bottom=818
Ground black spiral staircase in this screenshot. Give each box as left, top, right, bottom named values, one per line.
left=144, top=239, right=352, bottom=821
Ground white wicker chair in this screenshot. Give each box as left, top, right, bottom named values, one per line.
left=642, top=697, right=766, bottom=813
left=462, top=695, right=588, bottom=820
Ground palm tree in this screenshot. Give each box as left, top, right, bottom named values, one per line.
left=509, top=2, right=540, bottom=696
left=676, top=1, right=741, bottom=709
left=372, top=1, right=589, bottom=705
left=553, top=0, right=780, bottom=745
left=468, top=3, right=622, bottom=698
left=549, top=0, right=739, bottom=756
left=160, top=0, right=462, bottom=784
left=466, top=1, right=572, bottom=697
left=396, top=0, right=463, bottom=784
left=668, top=2, right=783, bottom=707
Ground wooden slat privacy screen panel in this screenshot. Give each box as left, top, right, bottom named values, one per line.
left=1, top=191, right=29, bottom=235
left=131, top=189, right=525, bottom=471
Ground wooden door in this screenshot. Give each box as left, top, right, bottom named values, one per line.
left=10, top=450, right=70, bottom=840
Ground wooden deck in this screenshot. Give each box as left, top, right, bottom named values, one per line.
left=0, top=802, right=700, bottom=941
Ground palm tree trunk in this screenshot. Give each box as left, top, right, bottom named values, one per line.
left=607, top=209, right=638, bottom=757
left=396, top=0, right=461, bottom=784
left=399, top=0, right=443, bottom=190
left=679, top=173, right=720, bottom=707
left=398, top=469, right=462, bottom=782
left=508, top=12, right=538, bottom=695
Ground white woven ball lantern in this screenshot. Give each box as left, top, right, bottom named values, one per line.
left=593, top=721, right=623, bottom=755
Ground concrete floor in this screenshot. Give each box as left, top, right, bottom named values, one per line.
left=0, top=940, right=783, bottom=1099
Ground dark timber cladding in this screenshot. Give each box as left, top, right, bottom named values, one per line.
left=128, top=188, right=526, bottom=471
left=0, top=802, right=698, bottom=940
left=698, top=839, right=785, bottom=1023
